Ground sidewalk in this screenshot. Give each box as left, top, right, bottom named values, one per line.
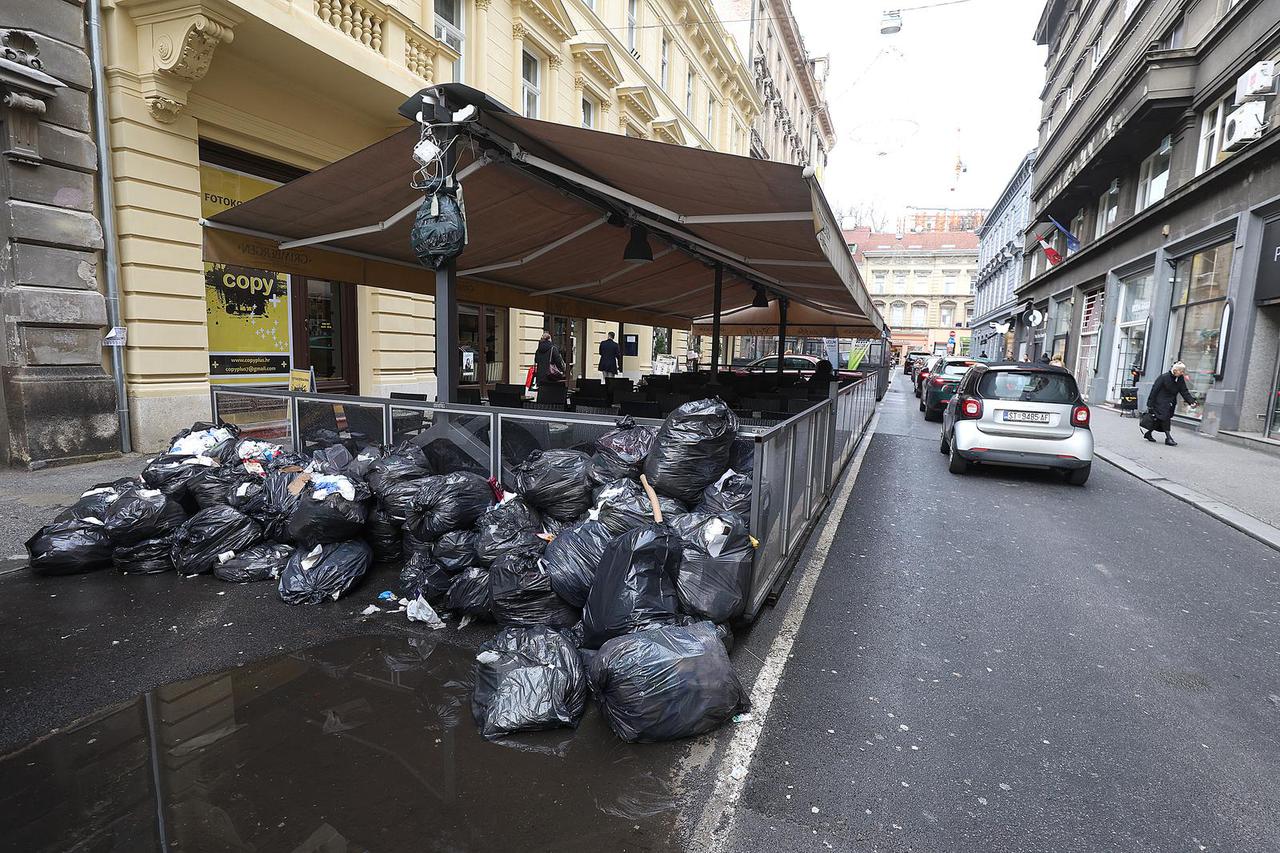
left=1090, top=406, right=1280, bottom=548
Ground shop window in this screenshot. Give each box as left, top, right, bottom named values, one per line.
left=1166, top=240, right=1235, bottom=418
left=1136, top=136, right=1172, bottom=211
left=1108, top=268, right=1152, bottom=401
left=434, top=0, right=464, bottom=82
left=1073, top=290, right=1105, bottom=400
left=521, top=49, right=541, bottom=118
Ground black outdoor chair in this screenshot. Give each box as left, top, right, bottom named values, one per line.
left=619, top=400, right=661, bottom=419
left=495, top=383, right=528, bottom=397
left=572, top=403, right=618, bottom=416
left=537, top=383, right=568, bottom=405
left=488, top=390, right=525, bottom=408
left=456, top=387, right=482, bottom=405
left=526, top=401, right=568, bottom=412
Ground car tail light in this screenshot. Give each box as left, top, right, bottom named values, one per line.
left=930, top=376, right=945, bottom=387
left=959, top=397, right=983, bottom=419
left=1072, top=404, right=1090, bottom=427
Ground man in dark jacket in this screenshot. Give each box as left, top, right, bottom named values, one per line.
left=1144, top=361, right=1197, bottom=446
left=598, top=331, right=622, bottom=379
left=534, top=332, right=566, bottom=384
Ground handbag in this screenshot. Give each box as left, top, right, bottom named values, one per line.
left=1138, top=410, right=1157, bottom=432
left=547, top=347, right=565, bottom=381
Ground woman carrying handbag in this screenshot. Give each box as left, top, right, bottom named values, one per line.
left=534, top=332, right=567, bottom=385
left=1142, top=361, right=1197, bottom=446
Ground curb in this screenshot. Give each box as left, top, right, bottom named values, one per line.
left=1094, top=447, right=1280, bottom=554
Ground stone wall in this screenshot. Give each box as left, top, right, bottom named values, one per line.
left=0, top=0, right=119, bottom=466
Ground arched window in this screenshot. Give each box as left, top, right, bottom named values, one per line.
left=890, top=301, right=906, bottom=325
left=873, top=301, right=886, bottom=316
left=939, top=301, right=956, bottom=328
left=911, top=301, right=928, bottom=327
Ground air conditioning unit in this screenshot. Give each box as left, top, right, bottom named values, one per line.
left=1223, top=101, right=1267, bottom=151
left=1235, top=61, right=1277, bottom=105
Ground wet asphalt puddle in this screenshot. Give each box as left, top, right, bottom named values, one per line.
left=0, top=635, right=690, bottom=852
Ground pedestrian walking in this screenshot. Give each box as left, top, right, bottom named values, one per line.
left=1142, top=361, right=1197, bottom=446
left=598, top=331, right=621, bottom=379
left=535, top=332, right=566, bottom=384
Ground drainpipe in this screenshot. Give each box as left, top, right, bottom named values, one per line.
left=86, top=0, right=132, bottom=453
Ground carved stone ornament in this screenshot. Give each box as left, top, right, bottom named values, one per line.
left=0, top=28, right=66, bottom=163
left=123, top=1, right=240, bottom=123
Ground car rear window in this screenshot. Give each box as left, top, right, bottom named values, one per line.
left=978, top=370, right=1078, bottom=403
left=940, top=362, right=976, bottom=378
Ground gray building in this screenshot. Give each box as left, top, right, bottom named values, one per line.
left=1018, top=0, right=1280, bottom=442
left=0, top=0, right=118, bottom=467
left=972, top=150, right=1035, bottom=359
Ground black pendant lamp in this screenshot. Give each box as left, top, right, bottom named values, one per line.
left=623, top=225, right=653, bottom=263
left=751, top=285, right=770, bottom=308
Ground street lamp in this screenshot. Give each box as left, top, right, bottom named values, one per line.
left=880, top=0, right=977, bottom=35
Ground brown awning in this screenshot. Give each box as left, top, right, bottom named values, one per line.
left=691, top=300, right=881, bottom=338
left=205, top=84, right=882, bottom=332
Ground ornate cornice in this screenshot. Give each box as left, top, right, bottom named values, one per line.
left=120, top=1, right=241, bottom=123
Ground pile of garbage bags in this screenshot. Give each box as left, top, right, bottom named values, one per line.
left=26, top=396, right=758, bottom=745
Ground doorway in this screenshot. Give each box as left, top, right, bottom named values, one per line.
left=293, top=278, right=358, bottom=394
left=549, top=315, right=585, bottom=385
left=458, top=303, right=510, bottom=394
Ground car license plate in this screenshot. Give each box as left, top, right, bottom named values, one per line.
left=1003, top=410, right=1050, bottom=424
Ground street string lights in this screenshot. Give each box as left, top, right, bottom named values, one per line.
left=881, top=0, right=979, bottom=35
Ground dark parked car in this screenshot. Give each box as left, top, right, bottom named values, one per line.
left=903, top=350, right=931, bottom=376
left=913, top=356, right=941, bottom=398
left=920, top=357, right=981, bottom=421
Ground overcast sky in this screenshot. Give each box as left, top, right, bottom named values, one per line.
left=789, top=0, right=1047, bottom=228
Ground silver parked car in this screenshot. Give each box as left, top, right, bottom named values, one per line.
left=939, top=362, right=1094, bottom=485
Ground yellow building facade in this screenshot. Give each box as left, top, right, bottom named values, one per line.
left=103, top=0, right=760, bottom=448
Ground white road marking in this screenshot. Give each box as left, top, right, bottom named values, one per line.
left=688, top=407, right=882, bottom=852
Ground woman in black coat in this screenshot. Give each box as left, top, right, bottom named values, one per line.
left=1144, top=361, right=1197, bottom=446
left=533, top=332, right=566, bottom=384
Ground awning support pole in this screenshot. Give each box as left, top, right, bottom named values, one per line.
left=776, top=297, right=788, bottom=377
left=711, top=263, right=723, bottom=374
left=430, top=94, right=459, bottom=403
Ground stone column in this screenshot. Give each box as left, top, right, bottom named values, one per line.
left=511, top=21, right=526, bottom=111
left=473, top=0, right=490, bottom=89
left=546, top=53, right=562, bottom=123
left=0, top=10, right=120, bottom=466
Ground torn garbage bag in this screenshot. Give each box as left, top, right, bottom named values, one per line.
left=26, top=519, right=114, bottom=575
left=669, top=512, right=754, bottom=623
left=589, top=620, right=749, bottom=743
left=589, top=416, right=657, bottom=485
left=643, top=398, right=738, bottom=504
left=446, top=566, right=492, bottom=619
left=433, top=529, right=478, bottom=573
left=170, top=506, right=263, bottom=576
left=489, top=548, right=580, bottom=629
left=286, top=476, right=370, bottom=545
left=399, top=532, right=453, bottom=602
left=695, top=470, right=752, bottom=521
left=278, top=539, right=372, bottom=604
left=542, top=519, right=613, bottom=609
left=113, top=534, right=175, bottom=574
left=594, top=478, right=687, bottom=537
left=407, top=472, right=495, bottom=538
left=472, top=626, right=588, bottom=739
left=214, top=542, right=294, bottom=583
left=54, top=479, right=136, bottom=523
left=475, top=497, right=543, bottom=565
left=581, top=522, right=681, bottom=649
left=100, top=488, right=187, bottom=545
left=512, top=449, right=593, bottom=520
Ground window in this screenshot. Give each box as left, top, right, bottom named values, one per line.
left=872, top=272, right=886, bottom=294
left=910, top=302, right=927, bottom=327
left=434, top=0, right=464, bottom=82
left=1070, top=209, right=1086, bottom=252
left=979, top=370, right=1079, bottom=404
left=1091, top=38, right=1104, bottom=69
left=1197, top=94, right=1235, bottom=174
left=1160, top=15, right=1185, bottom=49
left=1109, top=268, right=1153, bottom=401
left=1094, top=180, right=1119, bottom=238
left=521, top=50, right=540, bottom=118
left=706, top=94, right=715, bottom=138
left=1073, top=290, right=1105, bottom=400
left=943, top=275, right=957, bottom=294
left=626, top=0, right=638, bottom=51
left=1063, top=75, right=1074, bottom=110
left=685, top=71, right=695, bottom=115
left=581, top=96, right=595, bottom=129
left=1166, top=240, right=1235, bottom=419
left=890, top=301, right=906, bottom=325
left=1124, top=0, right=1142, bottom=18
left=660, top=37, right=670, bottom=90
left=1136, top=136, right=1172, bottom=211
left=940, top=302, right=956, bottom=328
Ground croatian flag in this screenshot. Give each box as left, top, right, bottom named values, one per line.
left=1047, top=215, right=1081, bottom=253
left=1037, top=234, right=1062, bottom=266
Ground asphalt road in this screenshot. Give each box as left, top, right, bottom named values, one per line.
left=720, top=373, right=1280, bottom=852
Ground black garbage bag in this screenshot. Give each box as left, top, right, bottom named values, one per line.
left=542, top=519, right=613, bottom=609
left=366, top=445, right=430, bottom=496
left=695, top=471, right=752, bottom=521
left=366, top=505, right=403, bottom=564
left=643, top=398, right=738, bottom=504
left=308, top=443, right=355, bottom=476
left=113, top=534, right=175, bottom=574
left=407, top=472, right=495, bottom=538
left=728, top=437, right=755, bottom=475
left=186, top=464, right=254, bottom=510
left=286, top=477, right=371, bottom=545
left=278, top=540, right=372, bottom=604
left=472, top=626, right=588, bottom=739
left=254, top=470, right=302, bottom=542
left=54, top=479, right=137, bottom=523
left=513, top=449, right=593, bottom=520
left=214, top=542, right=294, bottom=583
left=589, top=416, right=658, bottom=485
left=141, top=454, right=217, bottom=509
left=433, top=529, right=478, bottom=573
left=594, top=479, right=688, bottom=537
left=410, top=188, right=467, bottom=270
left=100, top=488, right=187, bottom=545
left=490, top=548, right=580, bottom=629
left=226, top=474, right=267, bottom=518
left=377, top=476, right=430, bottom=522
left=446, top=566, right=492, bottom=618
left=589, top=620, right=749, bottom=743
left=165, top=420, right=239, bottom=455
left=170, top=506, right=263, bottom=576
left=424, top=437, right=488, bottom=477
left=581, top=522, right=681, bottom=649
left=399, top=531, right=453, bottom=602
left=541, top=515, right=573, bottom=537
left=669, top=513, right=754, bottom=623
left=346, top=445, right=386, bottom=482
left=26, top=519, right=114, bottom=575
left=475, top=497, right=543, bottom=565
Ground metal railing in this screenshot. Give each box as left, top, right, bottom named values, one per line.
left=209, top=377, right=877, bottom=621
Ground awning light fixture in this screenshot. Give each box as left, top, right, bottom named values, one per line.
left=751, top=286, right=771, bottom=308
left=623, top=225, right=653, bottom=264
